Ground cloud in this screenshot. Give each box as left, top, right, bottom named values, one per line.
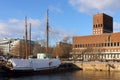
left=28, top=18, right=43, bottom=28
left=69, top=0, right=120, bottom=13
left=0, top=24, right=16, bottom=38
left=9, top=18, right=20, bottom=23
left=0, top=18, right=44, bottom=40
left=49, top=6, right=63, bottom=14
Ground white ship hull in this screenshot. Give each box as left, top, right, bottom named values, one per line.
left=2, top=58, right=61, bottom=75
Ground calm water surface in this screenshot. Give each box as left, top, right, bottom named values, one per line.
left=1, top=70, right=120, bottom=80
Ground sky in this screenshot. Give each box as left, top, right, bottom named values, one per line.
left=0, top=0, right=120, bottom=46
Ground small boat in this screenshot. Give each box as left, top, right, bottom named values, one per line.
left=1, top=10, right=61, bottom=76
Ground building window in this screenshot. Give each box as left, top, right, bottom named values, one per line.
left=102, top=43, right=104, bottom=47
left=108, top=43, right=110, bottom=47
left=98, top=24, right=100, bottom=27
left=104, top=54, right=106, bottom=58
left=111, top=54, right=112, bottom=58
left=114, top=42, right=116, bottom=46
left=96, top=24, right=97, bottom=27
left=93, top=44, right=95, bottom=47
left=117, top=54, right=119, bottom=58
left=105, top=43, right=107, bottom=47
left=80, top=44, right=82, bottom=47
left=108, top=54, right=109, bottom=58
left=117, top=42, right=119, bottom=46
left=75, top=45, right=77, bottom=48
left=96, top=44, right=98, bottom=47
left=111, top=43, right=113, bottom=46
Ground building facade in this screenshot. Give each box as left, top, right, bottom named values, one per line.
left=0, top=38, right=35, bottom=58
left=72, top=13, right=120, bottom=61
left=93, top=13, right=113, bottom=35
left=0, top=39, right=18, bottom=54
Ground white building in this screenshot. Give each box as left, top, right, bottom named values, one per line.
left=0, top=38, right=20, bottom=55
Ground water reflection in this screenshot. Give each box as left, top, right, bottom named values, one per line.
left=1, top=71, right=120, bottom=80
left=73, top=70, right=120, bottom=80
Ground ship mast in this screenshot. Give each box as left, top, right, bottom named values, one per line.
left=46, top=9, right=49, bottom=56
left=29, top=23, right=31, bottom=56
left=25, top=16, right=28, bottom=59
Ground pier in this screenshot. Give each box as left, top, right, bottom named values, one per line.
left=74, top=61, right=120, bottom=71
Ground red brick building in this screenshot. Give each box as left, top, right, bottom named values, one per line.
left=72, top=13, right=120, bottom=61
left=93, top=13, right=113, bottom=35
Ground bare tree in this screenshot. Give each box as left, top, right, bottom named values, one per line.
left=52, top=42, right=72, bottom=58
left=33, top=41, right=41, bottom=55
left=52, top=45, right=63, bottom=58
left=10, top=40, right=26, bottom=58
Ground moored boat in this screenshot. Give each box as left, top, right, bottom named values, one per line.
left=1, top=58, right=61, bottom=75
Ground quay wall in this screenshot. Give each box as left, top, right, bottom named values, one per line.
left=74, top=62, right=120, bottom=71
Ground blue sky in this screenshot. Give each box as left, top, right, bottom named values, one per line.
left=0, top=0, right=120, bottom=46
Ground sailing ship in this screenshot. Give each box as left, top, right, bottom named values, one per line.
left=1, top=10, right=61, bottom=75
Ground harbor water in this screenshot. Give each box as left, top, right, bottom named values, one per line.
left=1, top=70, right=120, bottom=80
